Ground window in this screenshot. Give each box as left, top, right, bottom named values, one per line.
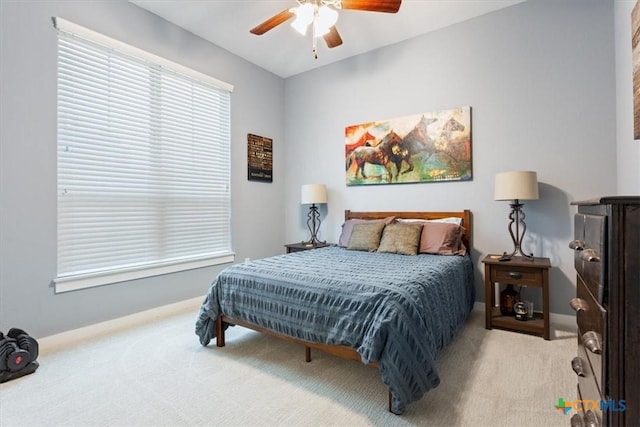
left=54, top=18, right=234, bottom=293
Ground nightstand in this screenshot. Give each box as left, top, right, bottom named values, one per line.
left=482, top=255, right=551, bottom=340
left=284, top=242, right=330, bottom=253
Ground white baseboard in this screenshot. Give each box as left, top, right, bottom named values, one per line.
left=40, top=298, right=576, bottom=352
left=39, top=296, right=204, bottom=350
left=473, top=302, right=577, bottom=332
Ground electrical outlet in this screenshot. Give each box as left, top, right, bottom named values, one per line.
left=244, top=257, right=250, bottom=263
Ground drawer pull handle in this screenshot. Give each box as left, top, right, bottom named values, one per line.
left=582, top=331, right=602, bottom=354
left=570, top=413, right=585, bottom=427
left=571, top=357, right=586, bottom=377
left=579, top=249, right=600, bottom=262
left=584, top=410, right=600, bottom=427
left=569, top=298, right=587, bottom=313
left=569, top=240, right=585, bottom=251
left=508, top=272, right=522, bottom=279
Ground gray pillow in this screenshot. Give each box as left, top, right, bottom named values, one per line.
left=377, top=223, right=423, bottom=256
left=346, top=222, right=386, bottom=252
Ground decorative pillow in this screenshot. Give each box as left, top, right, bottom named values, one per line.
left=419, top=222, right=467, bottom=255
left=338, top=216, right=395, bottom=247
left=377, top=223, right=424, bottom=256
left=346, top=222, right=387, bottom=252
left=397, top=217, right=463, bottom=225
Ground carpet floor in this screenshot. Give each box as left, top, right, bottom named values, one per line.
left=0, top=298, right=577, bottom=426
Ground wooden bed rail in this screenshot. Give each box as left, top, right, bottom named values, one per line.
left=217, top=316, right=363, bottom=361
left=217, top=315, right=393, bottom=412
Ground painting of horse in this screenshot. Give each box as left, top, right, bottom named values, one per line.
left=345, top=132, right=403, bottom=181
left=345, top=107, right=472, bottom=185
left=440, top=117, right=465, bottom=142
left=345, top=130, right=376, bottom=157
left=393, top=115, right=438, bottom=175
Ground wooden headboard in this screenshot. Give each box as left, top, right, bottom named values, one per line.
left=345, top=210, right=472, bottom=250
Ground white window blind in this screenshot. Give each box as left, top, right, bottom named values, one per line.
left=54, top=18, right=234, bottom=293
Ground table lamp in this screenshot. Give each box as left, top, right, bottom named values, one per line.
left=301, top=184, right=327, bottom=246
left=494, top=171, right=539, bottom=260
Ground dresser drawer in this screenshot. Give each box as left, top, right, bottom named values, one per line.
left=576, top=345, right=602, bottom=404
left=575, top=379, right=604, bottom=427
left=572, top=213, right=606, bottom=303
left=575, top=276, right=606, bottom=393
left=490, top=264, right=542, bottom=287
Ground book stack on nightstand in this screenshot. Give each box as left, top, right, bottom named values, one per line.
left=482, top=255, right=551, bottom=340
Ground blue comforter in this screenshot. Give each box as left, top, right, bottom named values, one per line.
left=195, top=246, right=474, bottom=414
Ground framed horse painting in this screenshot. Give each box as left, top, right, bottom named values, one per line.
left=633, top=0, right=640, bottom=140
left=345, top=107, right=472, bottom=186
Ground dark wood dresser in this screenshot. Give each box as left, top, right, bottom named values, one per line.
left=569, top=197, right=639, bottom=426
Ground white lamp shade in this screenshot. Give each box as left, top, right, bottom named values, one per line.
left=494, top=171, right=539, bottom=201
left=301, top=184, right=328, bottom=204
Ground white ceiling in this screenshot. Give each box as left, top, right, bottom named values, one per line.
left=130, top=0, right=525, bottom=78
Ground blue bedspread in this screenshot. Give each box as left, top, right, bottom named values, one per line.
left=195, top=246, right=474, bottom=414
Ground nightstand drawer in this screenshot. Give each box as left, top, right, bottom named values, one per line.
left=490, top=265, right=542, bottom=286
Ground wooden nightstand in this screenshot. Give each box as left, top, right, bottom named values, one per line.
left=482, top=255, right=551, bottom=340
left=284, top=242, right=330, bottom=253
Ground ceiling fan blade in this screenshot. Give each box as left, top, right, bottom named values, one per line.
left=341, top=0, right=401, bottom=13
left=250, top=9, right=295, bottom=35
left=324, top=26, right=343, bottom=48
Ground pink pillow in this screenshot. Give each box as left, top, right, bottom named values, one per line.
left=417, top=221, right=467, bottom=255
left=338, top=216, right=395, bottom=247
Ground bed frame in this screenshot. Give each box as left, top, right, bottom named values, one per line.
left=215, top=210, right=472, bottom=412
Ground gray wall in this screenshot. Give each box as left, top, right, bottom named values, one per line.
left=1, top=0, right=632, bottom=337
left=0, top=0, right=286, bottom=337
left=283, top=0, right=617, bottom=316
left=615, top=0, right=640, bottom=193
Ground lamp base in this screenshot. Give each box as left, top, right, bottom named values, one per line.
left=300, top=239, right=326, bottom=248
left=305, top=204, right=325, bottom=247
left=499, top=250, right=534, bottom=262
left=503, top=200, right=535, bottom=261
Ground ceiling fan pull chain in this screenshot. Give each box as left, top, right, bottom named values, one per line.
left=312, top=7, right=318, bottom=59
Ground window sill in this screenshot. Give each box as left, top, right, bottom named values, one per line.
left=54, top=254, right=234, bottom=293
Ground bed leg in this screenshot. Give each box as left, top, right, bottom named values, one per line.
left=216, top=317, right=225, bottom=347
left=305, top=346, right=311, bottom=363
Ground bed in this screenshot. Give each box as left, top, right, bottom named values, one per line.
left=195, top=210, right=474, bottom=414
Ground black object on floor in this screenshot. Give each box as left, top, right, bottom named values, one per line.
left=0, top=328, right=39, bottom=383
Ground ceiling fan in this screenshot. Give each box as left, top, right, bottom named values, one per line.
left=250, top=0, right=402, bottom=59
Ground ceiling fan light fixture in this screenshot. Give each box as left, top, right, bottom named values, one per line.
left=295, top=2, right=314, bottom=22
left=250, top=0, right=401, bottom=58
left=291, top=3, right=314, bottom=35
left=291, top=19, right=309, bottom=35
left=316, top=4, right=338, bottom=32
left=314, top=22, right=331, bottom=37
